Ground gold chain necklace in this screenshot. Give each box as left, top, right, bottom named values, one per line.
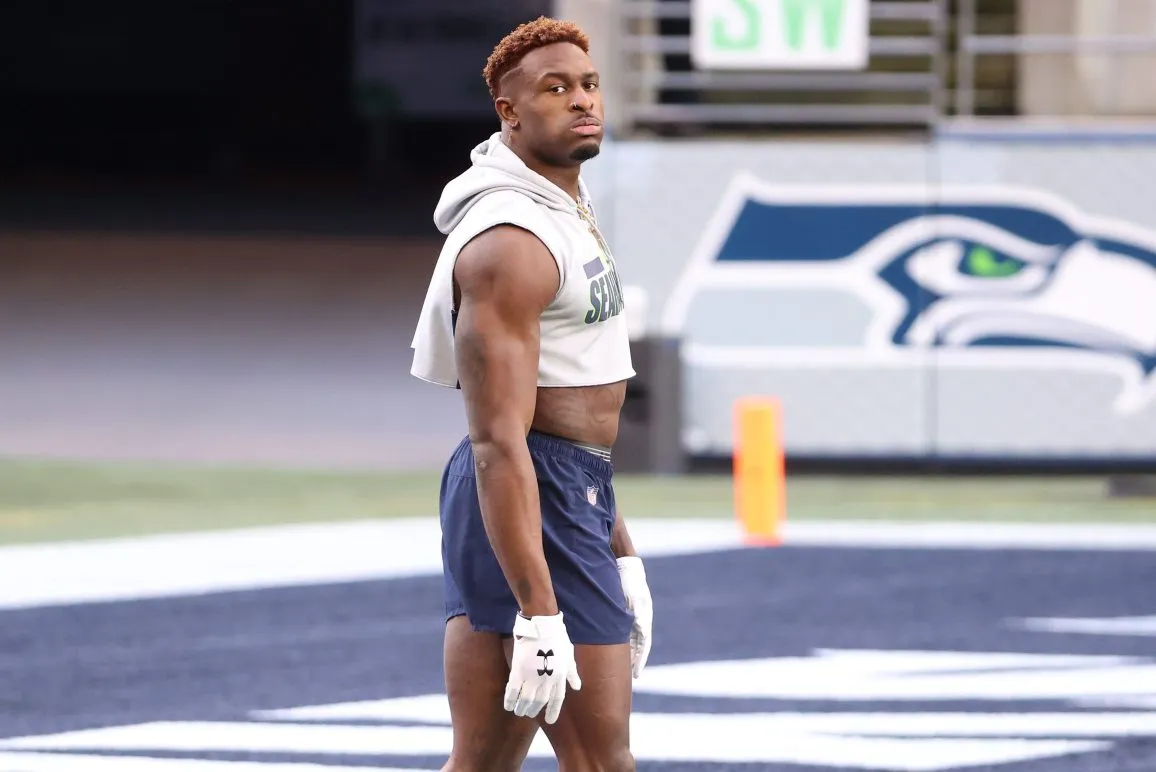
left=576, top=201, right=613, bottom=262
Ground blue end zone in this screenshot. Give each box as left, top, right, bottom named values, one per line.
left=1, top=543, right=1155, bottom=771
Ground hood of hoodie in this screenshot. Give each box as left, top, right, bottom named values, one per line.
left=432, top=132, right=589, bottom=235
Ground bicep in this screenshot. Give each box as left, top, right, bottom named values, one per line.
left=453, top=226, right=559, bottom=438
left=453, top=293, right=537, bottom=432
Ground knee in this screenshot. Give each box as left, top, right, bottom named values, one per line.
left=558, top=747, right=635, bottom=772
left=443, top=753, right=526, bottom=772
left=607, top=748, right=636, bottom=772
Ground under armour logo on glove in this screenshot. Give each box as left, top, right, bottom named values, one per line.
left=505, top=613, right=581, bottom=724
left=537, top=649, right=554, bottom=676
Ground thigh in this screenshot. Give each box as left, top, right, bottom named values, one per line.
left=440, top=465, right=519, bottom=635
left=443, top=616, right=539, bottom=772
left=533, top=456, right=633, bottom=647
left=503, top=639, right=635, bottom=772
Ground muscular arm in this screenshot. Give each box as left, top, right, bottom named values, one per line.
left=453, top=225, right=561, bottom=617
left=610, top=510, right=637, bottom=559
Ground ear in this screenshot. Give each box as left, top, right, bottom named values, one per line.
left=495, top=96, right=519, bottom=129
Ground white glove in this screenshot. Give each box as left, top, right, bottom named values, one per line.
left=504, top=611, right=581, bottom=724
left=616, top=556, right=653, bottom=678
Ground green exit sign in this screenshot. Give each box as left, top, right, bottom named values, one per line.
left=691, top=0, right=870, bottom=70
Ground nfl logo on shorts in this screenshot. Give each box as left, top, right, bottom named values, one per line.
left=586, top=486, right=598, bottom=506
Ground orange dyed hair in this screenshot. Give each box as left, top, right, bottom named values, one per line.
left=483, top=16, right=591, bottom=98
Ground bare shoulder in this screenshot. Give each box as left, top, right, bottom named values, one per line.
left=454, top=224, right=559, bottom=313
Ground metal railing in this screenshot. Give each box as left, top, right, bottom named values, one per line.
left=602, top=0, right=1156, bottom=134
left=613, top=0, right=950, bottom=132
left=953, top=0, right=1156, bottom=119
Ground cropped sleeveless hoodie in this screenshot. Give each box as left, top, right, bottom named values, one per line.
left=410, top=133, right=634, bottom=389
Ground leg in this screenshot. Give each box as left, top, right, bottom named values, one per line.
left=515, top=434, right=636, bottom=770
left=439, top=439, right=540, bottom=769
left=502, top=639, right=635, bottom=772
left=443, top=615, right=539, bottom=772
left=440, top=433, right=636, bottom=770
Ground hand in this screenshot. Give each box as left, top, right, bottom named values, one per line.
left=504, top=612, right=581, bottom=724
left=616, top=556, right=653, bottom=678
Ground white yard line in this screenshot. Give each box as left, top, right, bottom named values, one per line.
left=1014, top=615, right=1156, bottom=637
left=0, top=518, right=742, bottom=611
left=783, top=521, right=1156, bottom=551
left=0, top=715, right=1114, bottom=771
left=3, top=518, right=1156, bottom=612
left=0, top=752, right=424, bottom=772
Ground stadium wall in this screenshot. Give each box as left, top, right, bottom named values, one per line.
left=5, top=135, right=1155, bottom=472
left=0, top=231, right=466, bottom=470
left=583, top=130, right=1156, bottom=467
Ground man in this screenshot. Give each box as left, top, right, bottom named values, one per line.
left=409, top=15, right=654, bottom=772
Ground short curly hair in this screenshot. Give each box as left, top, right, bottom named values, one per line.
left=483, top=16, right=591, bottom=99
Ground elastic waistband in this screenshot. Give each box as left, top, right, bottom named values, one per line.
left=526, top=430, right=613, bottom=480
left=449, top=431, right=613, bottom=481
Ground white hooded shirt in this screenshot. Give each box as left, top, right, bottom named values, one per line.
left=410, top=133, right=635, bottom=389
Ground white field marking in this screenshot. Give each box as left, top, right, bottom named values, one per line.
left=8, top=650, right=1153, bottom=771
left=4, top=518, right=1156, bottom=611
left=632, top=649, right=1156, bottom=702
left=1014, top=615, right=1156, bottom=636
left=253, top=694, right=1156, bottom=737
left=254, top=650, right=1156, bottom=723
left=0, top=722, right=455, bottom=758
left=0, top=717, right=1106, bottom=772
left=0, top=519, right=444, bottom=612
left=0, top=518, right=743, bottom=611
left=252, top=693, right=451, bottom=724
left=784, top=521, right=1156, bottom=551
left=1080, top=696, right=1156, bottom=709
left=0, top=752, right=424, bottom=772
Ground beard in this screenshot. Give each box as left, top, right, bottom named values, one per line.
left=569, top=141, right=601, bottom=162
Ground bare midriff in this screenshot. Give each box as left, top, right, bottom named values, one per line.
left=530, top=381, right=627, bottom=449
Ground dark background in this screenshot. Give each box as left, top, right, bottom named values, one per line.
left=0, top=1, right=559, bottom=469
left=0, top=0, right=529, bottom=235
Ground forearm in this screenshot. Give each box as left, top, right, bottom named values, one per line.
left=473, top=439, right=558, bottom=617
left=610, top=509, right=637, bottom=558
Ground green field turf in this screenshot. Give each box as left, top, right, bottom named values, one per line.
left=0, top=457, right=1153, bottom=546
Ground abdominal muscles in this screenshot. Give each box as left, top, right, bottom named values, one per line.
left=531, top=381, right=627, bottom=448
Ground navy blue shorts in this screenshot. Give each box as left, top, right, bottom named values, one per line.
left=439, top=430, right=633, bottom=645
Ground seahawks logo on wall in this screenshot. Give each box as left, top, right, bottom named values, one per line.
left=662, top=176, right=1156, bottom=415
